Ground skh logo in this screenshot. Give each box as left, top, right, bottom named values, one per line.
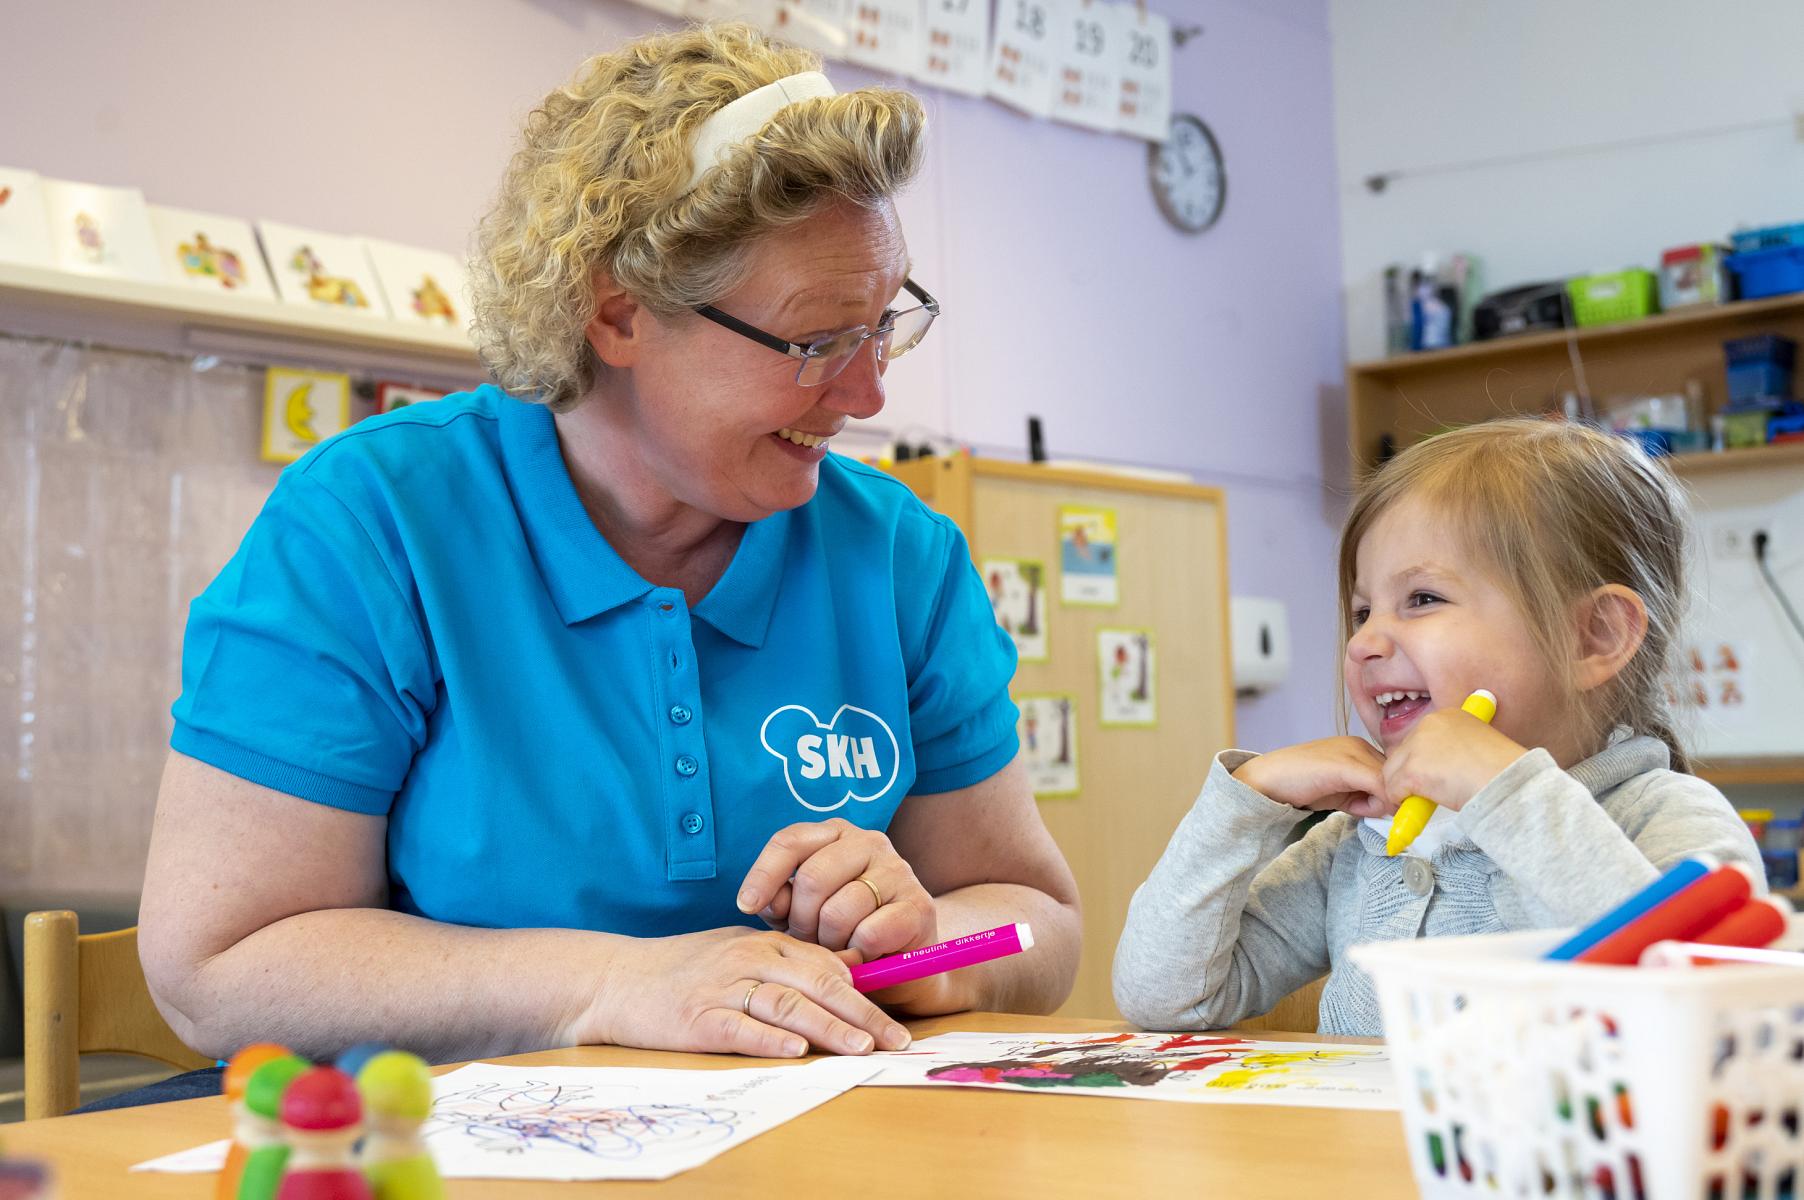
left=759, top=704, right=901, bottom=813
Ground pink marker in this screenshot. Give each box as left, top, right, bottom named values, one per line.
left=849, top=922, right=1034, bottom=993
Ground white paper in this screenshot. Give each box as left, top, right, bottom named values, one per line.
left=915, top=0, right=990, bottom=96
left=1017, top=695, right=1079, bottom=796
left=0, top=167, right=56, bottom=268
left=842, top=0, right=922, bottom=77
left=1097, top=629, right=1155, bottom=724
left=40, top=179, right=166, bottom=283
left=864, top=1031, right=1399, bottom=1109
left=362, top=238, right=468, bottom=331
left=987, top=0, right=1069, bottom=116
left=138, top=1058, right=876, bottom=1182
left=149, top=206, right=279, bottom=301
left=685, top=0, right=779, bottom=28
left=130, top=1138, right=229, bottom=1174
left=258, top=219, right=390, bottom=319
left=1114, top=6, right=1171, bottom=141
left=772, top=0, right=850, bottom=56
left=419, top=1058, right=875, bottom=1180
left=981, top=558, right=1048, bottom=662
left=1050, top=0, right=1120, bottom=132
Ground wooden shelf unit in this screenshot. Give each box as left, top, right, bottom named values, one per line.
left=1346, top=294, right=1804, bottom=478
left=1696, top=758, right=1804, bottom=788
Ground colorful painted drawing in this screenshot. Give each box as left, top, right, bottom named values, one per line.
left=1059, top=505, right=1119, bottom=605
left=1098, top=629, right=1155, bottom=725
left=177, top=231, right=248, bottom=288
left=291, top=245, right=370, bottom=308
left=864, top=1031, right=1398, bottom=1110
left=1016, top=694, right=1078, bottom=797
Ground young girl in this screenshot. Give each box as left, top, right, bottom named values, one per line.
left=1114, top=418, right=1762, bottom=1037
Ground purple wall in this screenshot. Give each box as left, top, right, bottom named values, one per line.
left=0, top=0, right=1345, bottom=753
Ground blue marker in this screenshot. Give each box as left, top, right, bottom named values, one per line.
left=1545, top=856, right=1716, bottom=960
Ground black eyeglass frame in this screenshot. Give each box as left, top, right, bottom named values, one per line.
left=693, top=278, right=939, bottom=385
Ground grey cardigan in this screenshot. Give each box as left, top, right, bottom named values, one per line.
left=1112, top=736, right=1764, bottom=1037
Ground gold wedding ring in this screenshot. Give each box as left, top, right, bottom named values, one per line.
left=741, top=981, right=765, bottom=1015
left=854, top=875, right=883, bottom=910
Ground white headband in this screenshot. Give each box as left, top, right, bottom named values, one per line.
left=683, top=71, right=837, bottom=194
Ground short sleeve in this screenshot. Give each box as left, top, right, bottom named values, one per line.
left=170, top=471, right=435, bottom=814
left=904, top=518, right=1020, bottom=795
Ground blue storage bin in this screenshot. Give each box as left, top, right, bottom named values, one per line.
left=1727, top=245, right=1804, bottom=299
left=1728, top=363, right=1794, bottom=406
left=1729, top=223, right=1804, bottom=254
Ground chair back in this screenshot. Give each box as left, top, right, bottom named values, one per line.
left=23, top=910, right=211, bottom=1119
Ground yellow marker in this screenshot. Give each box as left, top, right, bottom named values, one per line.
left=1385, top=689, right=1497, bottom=857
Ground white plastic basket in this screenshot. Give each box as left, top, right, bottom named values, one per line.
left=1351, top=919, right=1804, bottom=1200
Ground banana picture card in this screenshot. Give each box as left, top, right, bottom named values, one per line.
left=40, top=178, right=166, bottom=283
left=0, top=167, right=56, bottom=268
left=258, top=220, right=390, bottom=319
left=149, top=206, right=279, bottom=301
left=263, top=367, right=352, bottom=463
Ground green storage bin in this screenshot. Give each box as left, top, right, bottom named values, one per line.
left=1566, top=269, right=1660, bottom=327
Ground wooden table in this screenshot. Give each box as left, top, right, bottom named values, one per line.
left=1, top=1013, right=1420, bottom=1198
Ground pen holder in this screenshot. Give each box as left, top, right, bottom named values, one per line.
left=1351, top=917, right=1804, bottom=1200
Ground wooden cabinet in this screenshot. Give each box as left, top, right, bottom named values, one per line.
left=886, top=455, right=1234, bottom=1019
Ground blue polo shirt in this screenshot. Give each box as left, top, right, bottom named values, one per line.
left=171, top=385, right=1019, bottom=936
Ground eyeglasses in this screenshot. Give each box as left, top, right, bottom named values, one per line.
left=694, top=278, right=939, bottom=387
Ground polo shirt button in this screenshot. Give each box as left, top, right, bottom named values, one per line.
left=675, top=754, right=699, bottom=777
left=681, top=811, right=705, bottom=835
left=669, top=704, right=693, bottom=725
left=1403, top=857, right=1435, bottom=896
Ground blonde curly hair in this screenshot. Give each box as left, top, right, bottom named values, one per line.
left=470, top=23, right=926, bottom=411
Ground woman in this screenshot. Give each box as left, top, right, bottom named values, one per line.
left=139, top=23, right=1080, bottom=1069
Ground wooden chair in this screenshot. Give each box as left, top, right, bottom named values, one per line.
left=1235, top=976, right=1326, bottom=1034
left=23, top=910, right=212, bottom=1120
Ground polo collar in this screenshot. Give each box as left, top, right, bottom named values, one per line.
left=500, top=393, right=789, bottom=645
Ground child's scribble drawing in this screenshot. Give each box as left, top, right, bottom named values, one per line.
left=415, top=1058, right=877, bottom=1181
left=865, top=1031, right=1399, bottom=1110
left=427, top=1078, right=739, bottom=1160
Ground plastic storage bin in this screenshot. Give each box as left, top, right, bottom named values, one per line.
left=1726, top=245, right=1804, bottom=300
left=1567, top=270, right=1659, bottom=327
left=1729, top=223, right=1804, bottom=254
left=1723, top=334, right=1796, bottom=408
left=1352, top=921, right=1804, bottom=1200
left=1658, top=244, right=1730, bottom=309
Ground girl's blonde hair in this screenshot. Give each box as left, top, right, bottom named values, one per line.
left=1337, top=419, right=1694, bottom=772
left=470, top=23, right=925, bottom=411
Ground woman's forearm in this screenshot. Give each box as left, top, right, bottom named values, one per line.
left=162, top=907, right=618, bottom=1063
left=900, top=882, right=1081, bottom=1017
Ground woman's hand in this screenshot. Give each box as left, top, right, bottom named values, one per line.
left=1381, top=708, right=1527, bottom=813
left=579, top=926, right=912, bottom=1058
left=737, top=818, right=938, bottom=959
left=1230, top=737, right=1390, bottom=817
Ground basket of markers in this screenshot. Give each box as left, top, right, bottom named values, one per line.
left=1351, top=859, right=1804, bottom=1200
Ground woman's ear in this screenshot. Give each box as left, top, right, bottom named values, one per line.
left=1573, top=584, right=1649, bottom=693
left=584, top=274, right=647, bottom=369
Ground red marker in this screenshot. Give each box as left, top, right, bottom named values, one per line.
left=850, top=923, right=1034, bottom=992
left=1639, top=895, right=1794, bottom=966
left=1575, top=864, right=1756, bottom=966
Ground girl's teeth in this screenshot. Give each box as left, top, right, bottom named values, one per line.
left=1377, top=690, right=1428, bottom=710
left=777, top=427, right=827, bottom=449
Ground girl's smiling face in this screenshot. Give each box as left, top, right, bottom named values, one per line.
left=1345, top=496, right=1580, bottom=762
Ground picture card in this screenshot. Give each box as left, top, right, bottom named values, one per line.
left=40, top=178, right=166, bottom=283
left=149, top=205, right=278, bottom=300
left=259, top=219, right=389, bottom=319
left=0, top=167, right=55, bottom=268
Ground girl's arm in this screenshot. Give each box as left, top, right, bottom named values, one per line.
left=1461, top=747, right=1765, bottom=925
left=1112, top=752, right=1345, bottom=1031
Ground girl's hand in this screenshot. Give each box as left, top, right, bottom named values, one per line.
left=578, top=926, right=912, bottom=1057
left=1382, top=707, right=1528, bottom=813
left=737, top=818, right=938, bottom=961
left=1230, top=737, right=1390, bottom=817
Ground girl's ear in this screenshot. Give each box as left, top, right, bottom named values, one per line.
left=1574, top=584, right=1649, bottom=693
left=584, top=273, right=649, bottom=369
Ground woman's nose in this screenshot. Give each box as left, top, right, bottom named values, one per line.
left=820, top=341, right=886, bottom=420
